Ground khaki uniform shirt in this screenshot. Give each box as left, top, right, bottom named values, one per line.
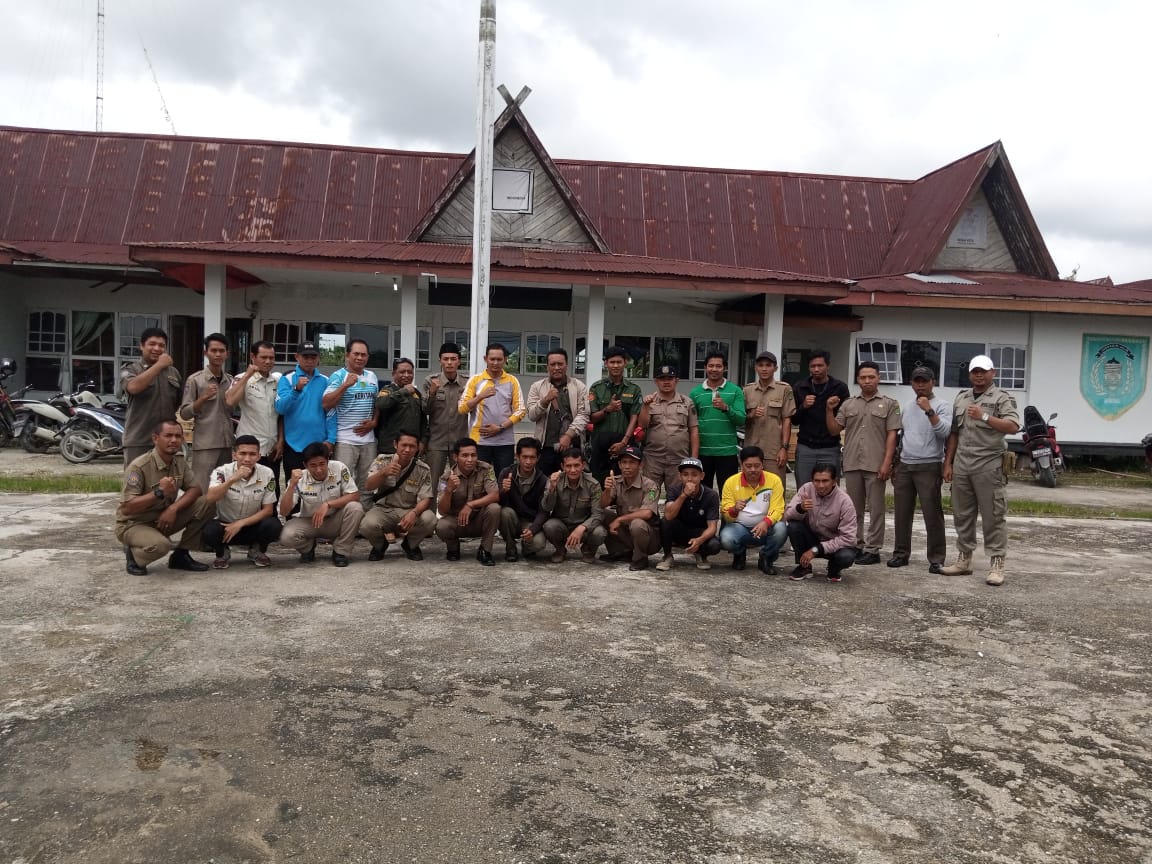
left=951, top=386, right=1020, bottom=474
left=604, top=474, right=660, bottom=523
left=120, top=360, right=183, bottom=448
left=642, top=393, right=697, bottom=462
left=291, top=460, right=357, bottom=518
left=367, top=454, right=434, bottom=510
left=233, top=372, right=282, bottom=455
left=835, top=393, right=902, bottom=473
left=742, top=379, right=796, bottom=455
left=209, top=462, right=277, bottom=522
left=541, top=472, right=604, bottom=530
left=438, top=462, right=498, bottom=517
left=423, top=374, right=469, bottom=450
left=180, top=368, right=236, bottom=451
left=116, top=449, right=197, bottom=532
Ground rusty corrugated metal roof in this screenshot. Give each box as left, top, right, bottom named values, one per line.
left=846, top=271, right=1152, bottom=304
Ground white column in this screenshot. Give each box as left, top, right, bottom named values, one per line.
left=400, top=274, right=419, bottom=363
left=203, top=264, right=227, bottom=345
left=468, top=0, right=496, bottom=377
left=759, top=293, right=784, bottom=358
left=585, top=285, right=605, bottom=388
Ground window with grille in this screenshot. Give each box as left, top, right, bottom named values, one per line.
left=654, top=337, right=691, bottom=379
left=855, top=339, right=900, bottom=383
left=262, top=321, right=302, bottom=364
left=119, top=314, right=163, bottom=358
left=523, top=333, right=562, bottom=375
left=27, top=310, right=67, bottom=354
left=693, top=339, right=731, bottom=380
left=989, top=345, right=1026, bottom=389
left=443, top=329, right=470, bottom=371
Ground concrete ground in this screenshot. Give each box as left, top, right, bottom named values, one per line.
left=1, top=476, right=1151, bottom=863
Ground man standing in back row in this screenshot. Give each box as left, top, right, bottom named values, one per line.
left=742, top=350, right=795, bottom=489
left=689, top=351, right=746, bottom=489
left=121, top=327, right=184, bottom=466
left=323, top=338, right=379, bottom=506
left=179, top=332, right=235, bottom=495
left=423, top=342, right=469, bottom=494
left=459, top=343, right=526, bottom=478
left=942, top=355, right=1020, bottom=587
left=792, top=350, right=850, bottom=488
left=587, top=346, right=642, bottom=483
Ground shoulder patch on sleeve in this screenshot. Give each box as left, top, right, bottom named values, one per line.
left=341, top=467, right=352, bottom=484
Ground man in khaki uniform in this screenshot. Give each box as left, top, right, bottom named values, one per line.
left=942, top=355, right=1021, bottom=586
left=179, top=332, right=235, bottom=495
left=116, top=419, right=214, bottom=575
left=120, top=327, right=183, bottom=466
left=636, top=365, right=698, bottom=496
left=423, top=343, right=470, bottom=501
left=279, top=442, right=365, bottom=567
left=599, top=445, right=662, bottom=571
left=826, top=361, right=901, bottom=565
left=435, top=437, right=501, bottom=566
left=361, top=431, right=436, bottom=562
left=742, top=351, right=795, bottom=488
left=540, top=448, right=607, bottom=564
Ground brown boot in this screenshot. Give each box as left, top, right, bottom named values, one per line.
left=986, top=556, right=1005, bottom=586
left=941, top=552, right=972, bottom=576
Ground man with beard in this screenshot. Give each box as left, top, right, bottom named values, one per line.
left=360, top=431, right=436, bottom=562
left=376, top=356, right=427, bottom=455
left=791, top=350, right=851, bottom=488
left=526, top=348, right=589, bottom=477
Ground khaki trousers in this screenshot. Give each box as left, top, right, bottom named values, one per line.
left=335, top=442, right=378, bottom=508
left=118, top=497, right=215, bottom=566
left=435, top=503, right=501, bottom=551
left=844, top=468, right=887, bottom=553
left=641, top=460, right=682, bottom=499
left=950, top=466, right=1008, bottom=559
left=359, top=505, right=436, bottom=548
left=604, top=518, right=662, bottom=563
left=280, top=502, right=365, bottom=556
left=190, top=448, right=232, bottom=496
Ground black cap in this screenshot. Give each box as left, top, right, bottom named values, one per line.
left=910, top=365, right=935, bottom=380
left=654, top=365, right=677, bottom=379
left=618, top=444, right=643, bottom=462
left=755, top=351, right=778, bottom=364
left=296, top=341, right=319, bottom=355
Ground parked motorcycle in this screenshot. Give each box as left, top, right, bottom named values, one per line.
left=0, top=358, right=19, bottom=447
left=1021, top=405, right=1064, bottom=488
left=13, top=384, right=105, bottom=453
left=58, top=402, right=127, bottom=464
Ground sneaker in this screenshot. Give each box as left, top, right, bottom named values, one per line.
left=246, top=545, right=259, bottom=563
left=941, top=553, right=972, bottom=576
left=581, top=551, right=597, bottom=564
left=655, top=554, right=674, bottom=572
left=986, top=556, right=1005, bottom=586
left=693, top=554, right=711, bottom=571
left=928, top=562, right=944, bottom=575
left=788, top=564, right=812, bottom=581
left=212, top=555, right=230, bottom=570
left=826, top=571, right=843, bottom=583
left=252, top=553, right=272, bottom=567
left=550, top=550, right=566, bottom=564
left=886, top=555, right=909, bottom=568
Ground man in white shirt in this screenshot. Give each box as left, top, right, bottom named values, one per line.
left=203, top=435, right=282, bottom=568
left=225, top=340, right=283, bottom=494
left=322, top=338, right=379, bottom=507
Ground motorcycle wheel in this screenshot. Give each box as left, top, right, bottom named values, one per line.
left=0, top=424, right=11, bottom=448
left=20, top=414, right=54, bottom=453
left=1038, top=465, right=1057, bottom=488
left=60, top=426, right=101, bottom=464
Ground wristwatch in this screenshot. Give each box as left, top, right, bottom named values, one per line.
left=981, top=412, right=990, bottom=422
left=153, top=488, right=166, bottom=500
left=924, top=409, right=935, bottom=417
left=810, top=545, right=820, bottom=555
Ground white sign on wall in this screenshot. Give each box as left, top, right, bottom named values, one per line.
left=492, top=168, right=534, bottom=213
left=947, top=203, right=988, bottom=249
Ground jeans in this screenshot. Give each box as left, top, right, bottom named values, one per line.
left=719, top=520, right=787, bottom=563
left=477, top=444, right=514, bottom=478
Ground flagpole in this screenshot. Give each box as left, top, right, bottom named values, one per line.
left=469, top=0, right=496, bottom=377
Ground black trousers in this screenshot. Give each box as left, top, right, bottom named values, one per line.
left=700, top=454, right=739, bottom=489
left=203, top=516, right=284, bottom=555
left=785, top=520, right=856, bottom=576
left=477, top=444, right=514, bottom=478
left=660, top=518, right=722, bottom=557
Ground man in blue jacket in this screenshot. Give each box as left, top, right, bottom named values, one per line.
left=275, top=341, right=336, bottom=486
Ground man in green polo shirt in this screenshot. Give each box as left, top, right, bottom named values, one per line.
left=689, top=350, right=746, bottom=488
left=587, top=345, right=642, bottom=483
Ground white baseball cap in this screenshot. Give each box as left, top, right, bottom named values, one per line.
left=968, top=355, right=995, bottom=371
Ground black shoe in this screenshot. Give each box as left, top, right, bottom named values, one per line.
left=476, top=548, right=495, bottom=567
left=401, top=540, right=423, bottom=561
left=628, top=559, right=649, bottom=571
left=369, top=539, right=390, bottom=561
left=299, top=541, right=316, bottom=564
left=598, top=551, right=629, bottom=562
left=731, top=551, right=746, bottom=571
left=928, top=562, right=944, bottom=575
left=505, top=547, right=519, bottom=563
left=332, top=552, right=350, bottom=567
left=168, top=549, right=209, bottom=572
left=125, top=546, right=147, bottom=576
left=887, top=555, right=909, bottom=568
left=855, top=551, right=881, bottom=565
left=446, top=547, right=461, bottom=562
left=757, top=552, right=777, bottom=576
left=788, top=564, right=812, bottom=581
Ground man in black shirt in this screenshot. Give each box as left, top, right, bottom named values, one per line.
left=497, top=436, right=550, bottom=561
left=791, top=350, right=851, bottom=488
left=655, top=458, right=722, bottom=572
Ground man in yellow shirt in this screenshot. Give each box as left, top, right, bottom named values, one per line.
left=457, top=343, right=526, bottom=477
left=719, top=446, right=787, bottom=574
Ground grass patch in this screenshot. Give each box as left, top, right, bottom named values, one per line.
left=0, top=475, right=122, bottom=494
left=881, top=493, right=1152, bottom=521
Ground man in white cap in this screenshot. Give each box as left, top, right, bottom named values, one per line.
left=942, top=355, right=1020, bottom=586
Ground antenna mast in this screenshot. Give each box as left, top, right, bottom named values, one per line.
left=95, top=0, right=105, bottom=131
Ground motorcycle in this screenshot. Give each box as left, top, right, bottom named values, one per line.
left=13, top=384, right=105, bottom=453
left=58, top=402, right=127, bottom=464
left=0, top=358, right=19, bottom=447
left=1021, top=405, right=1064, bottom=488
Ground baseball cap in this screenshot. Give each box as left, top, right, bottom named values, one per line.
left=618, top=444, right=643, bottom=462
left=654, top=365, right=677, bottom=379
left=296, top=341, right=319, bottom=355
left=678, top=457, right=704, bottom=472
left=755, top=351, right=778, bottom=364
left=910, top=365, right=935, bottom=380
left=968, top=355, right=994, bottom=371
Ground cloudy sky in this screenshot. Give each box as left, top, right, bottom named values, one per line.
left=2, top=0, right=1149, bottom=283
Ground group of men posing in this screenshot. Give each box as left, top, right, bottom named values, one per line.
left=115, top=329, right=1019, bottom=586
